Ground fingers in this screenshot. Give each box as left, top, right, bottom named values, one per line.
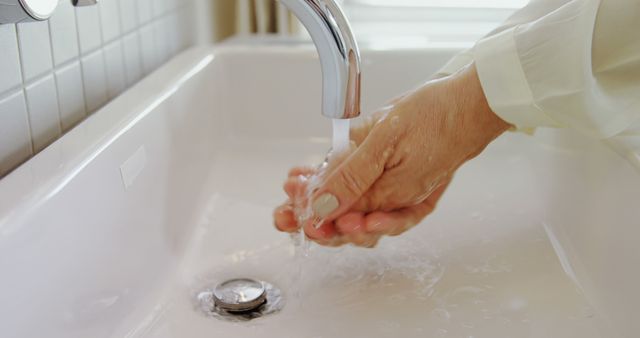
left=284, top=166, right=316, bottom=198
left=303, top=181, right=450, bottom=247
left=283, top=168, right=319, bottom=201
left=335, top=212, right=381, bottom=248
left=302, top=205, right=421, bottom=248
left=364, top=180, right=450, bottom=236
left=288, top=166, right=316, bottom=178
left=273, top=203, right=298, bottom=233
left=303, top=220, right=344, bottom=247
left=360, top=199, right=434, bottom=239
left=349, top=170, right=451, bottom=213
left=334, top=212, right=365, bottom=234
left=310, top=134, right=389, bottom=222
left=365, top=202, right=432, bottom=236
left=303, top=206, right=418, bottom=248
left=283, top=176, right=307, bottom=200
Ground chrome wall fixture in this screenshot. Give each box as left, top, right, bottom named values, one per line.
left=0, top=0, right=58, bottom=23
left=0, top=0, right=98, bottom=23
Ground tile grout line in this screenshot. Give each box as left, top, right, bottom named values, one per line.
left=94, top=1, right=108, bottom=113
left=116, top=0, right=132, bottom=89
left=130, top=0, right=145, bottom=83
left=13, top=23, right=35, bottom=156
left=136, top=5, right=149, bottom=76
left=47, top=14, right=64, bottom=137
left=118, top=0, right=140, bottom=90
left=74, top=4, right=90, bottom=116
left=104, top=0, right=123, bottom=99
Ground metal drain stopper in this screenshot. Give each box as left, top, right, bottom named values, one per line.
left=212, top=278, right=267, bottom=312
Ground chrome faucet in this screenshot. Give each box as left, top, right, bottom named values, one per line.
left=73, top=0, right=362, bottom=119
left=279, top=0, right=361, bottom=119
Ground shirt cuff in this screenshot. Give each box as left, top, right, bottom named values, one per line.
left=474, top=27, right=560, bottom=130
left=436, top=50, right=474, bottom=77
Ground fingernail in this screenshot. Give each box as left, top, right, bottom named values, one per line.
left=312, top=193, right=339, bottom=219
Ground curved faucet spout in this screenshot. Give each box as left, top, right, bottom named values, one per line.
left=279, top=0, right=361, bottom=119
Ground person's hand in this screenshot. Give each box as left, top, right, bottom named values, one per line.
left=274, top=165, right=450, bottom=247
left=273, top=100, right=453, bottom=247
left=274, top=64, right=511, bottom=246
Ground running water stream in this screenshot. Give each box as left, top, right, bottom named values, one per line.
left=332, top=119, right=351, bottom=153
left=290, top=118, right=352, bottom=298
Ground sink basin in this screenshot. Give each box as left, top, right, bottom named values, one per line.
left=0, top=40, right=637, bottom=338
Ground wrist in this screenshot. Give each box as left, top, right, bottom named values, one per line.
left=452, top=63, right=512, bottom=138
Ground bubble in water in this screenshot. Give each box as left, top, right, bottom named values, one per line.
left=433, top=308, right=451, bottom=321
left=504, top=297, right=528, bottom=312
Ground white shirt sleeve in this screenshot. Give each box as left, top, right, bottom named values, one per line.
left=474, top=0, right=640, bottom=138
left=437, top=0, right=572, bottom=77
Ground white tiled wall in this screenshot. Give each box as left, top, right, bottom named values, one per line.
left=0, top=0, right=198, bottom=177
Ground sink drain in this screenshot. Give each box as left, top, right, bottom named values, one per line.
left=196, top=279, right=284, bottom=322
left=213, top=278, right=267, bottom=312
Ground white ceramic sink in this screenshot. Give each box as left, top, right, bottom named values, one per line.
left=0, top=41, right=638, bottom=338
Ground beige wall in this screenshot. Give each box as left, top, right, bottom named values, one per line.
left=209, top=0, right=290, bottom=41
left=213, top=0, right=237, bottom=41
left=193, top=0, right=237, bottom=44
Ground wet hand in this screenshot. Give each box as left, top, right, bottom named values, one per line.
left=274, top=165, right=449, bottom=247
left=274, top=64, right=511, bottom=247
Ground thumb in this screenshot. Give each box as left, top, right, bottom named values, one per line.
left=311, top=137, right=386, bottom=221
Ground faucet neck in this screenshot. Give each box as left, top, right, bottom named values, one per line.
left=279, top=0, right=361, bottom=119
